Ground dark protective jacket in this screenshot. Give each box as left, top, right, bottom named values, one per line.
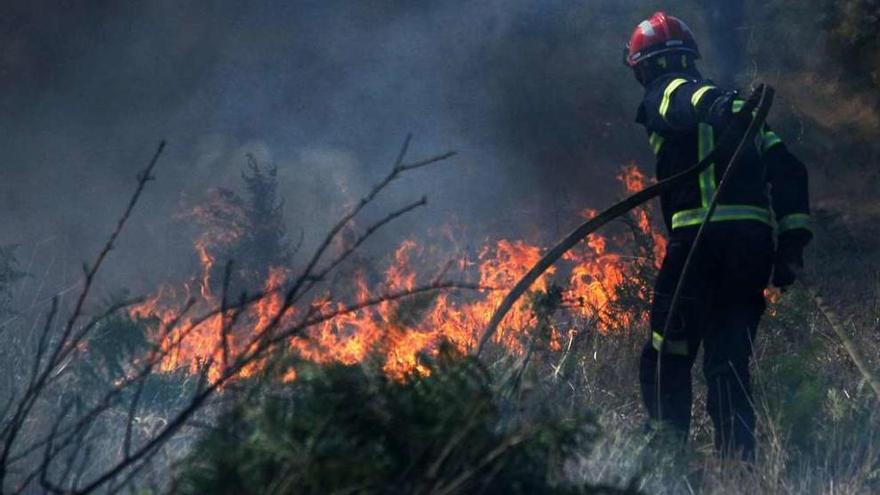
left=636, top=72, right=812, bottom=240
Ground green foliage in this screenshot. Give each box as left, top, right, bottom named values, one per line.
left=762, top=342, right=828, bottom=451
left=87, top=313, right=152, bottom=379
left=239, top=155, right=293, bottom=274
left=195, top=155, right=294, bottom=298
left=174, top=346, right=626, bottom=495
left=756, top=287, right=828, bottom=454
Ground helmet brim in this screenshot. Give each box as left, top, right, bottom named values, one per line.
left=626, top=45, right=701, bottom=68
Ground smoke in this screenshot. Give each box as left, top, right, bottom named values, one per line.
left=0, top=0, right=750, bottom=297
left=702, top=0, right=746, bottom=87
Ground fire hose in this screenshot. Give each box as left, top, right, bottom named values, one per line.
left=475, top=83, right=880, bottom=404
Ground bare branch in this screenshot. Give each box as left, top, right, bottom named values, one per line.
left=298, top=196, right=427, bottom=291
left=219, top=261, right=234, bottom=373
left=29, top=297, right=58, bottom=397
left=123, top=377, right=147, bottom=459
left=399, top=151, right=457, bottom=173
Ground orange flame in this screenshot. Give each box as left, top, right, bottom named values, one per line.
left=130, top=165, right=667, bottom=381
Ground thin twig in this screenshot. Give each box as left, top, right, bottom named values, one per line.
left=219, top=261, right=234, bottom=373
left=123, top=376, right=147, bottom=459
left=302, top=196, right=427, bottom=289
left=802, top=279, right=880, bottom=400
left=29, top=298, right=59, bottom=397
left=399, top=151, right=457, bottom=172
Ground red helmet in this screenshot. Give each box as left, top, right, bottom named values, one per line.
left=624, top=12, right=700, bottom=68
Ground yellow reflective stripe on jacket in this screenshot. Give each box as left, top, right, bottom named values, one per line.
left=690, top=85, right=715, bottom=107
left=778, top=213, right=812, bottom=233
left=652, top=331, right=689, bottom=356
left=649, top=132, right=665, bottom=155
left=697, top=123, right=716, bottom=207
left=659, top=78, right=689, bottom=121
left=735, top=99, right=784, bottom=155
left=665, top=91, right=775, bottom=232
left=671, top=205, right=772, bottom=230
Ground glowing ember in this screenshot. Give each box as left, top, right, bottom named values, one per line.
left=129, top=164, right=667, bottom=381
left=764, top=287, right=782, bottom=317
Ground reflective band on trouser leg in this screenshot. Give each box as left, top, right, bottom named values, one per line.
left=659, top=78, right=688, bottom=120
left=652, top=331, right=689, bottom=356
left=649, top=132, right=665, bottom=155
left=671, top=205, right=772, bottom=230
left=697, top=123, right=716, bottom=207
left=690, top=85, right=716, bottom=107
left=778, top=213, right=812, bottom=233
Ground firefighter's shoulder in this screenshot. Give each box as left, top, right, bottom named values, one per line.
left=641, top=75, right=715, bottom=130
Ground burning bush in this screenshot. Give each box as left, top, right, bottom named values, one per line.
left=129, top=163, right=665, bottom=383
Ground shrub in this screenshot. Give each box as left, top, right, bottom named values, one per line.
left=173, top=345, right=636, bottom=494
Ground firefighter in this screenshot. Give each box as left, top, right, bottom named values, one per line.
left=624, top=12, right=812, bottom=459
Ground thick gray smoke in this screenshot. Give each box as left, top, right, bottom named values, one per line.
left=0, top=1, right=734, bottom=298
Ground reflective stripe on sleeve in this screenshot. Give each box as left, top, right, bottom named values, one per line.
left=690, top=85, right=716, bottom=107
left=736, top=100, right=784, bottom=154
left=778, top=213, right=812, bottom=233
left=659, top=78, right=689, bottom=121
left=697, top=123, right=716, bottom=207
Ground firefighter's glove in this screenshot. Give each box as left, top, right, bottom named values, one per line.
left=772, top=232, right=807, bottom=289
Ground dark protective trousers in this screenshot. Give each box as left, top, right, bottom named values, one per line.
left=639, top=222, right=773, bottom=459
